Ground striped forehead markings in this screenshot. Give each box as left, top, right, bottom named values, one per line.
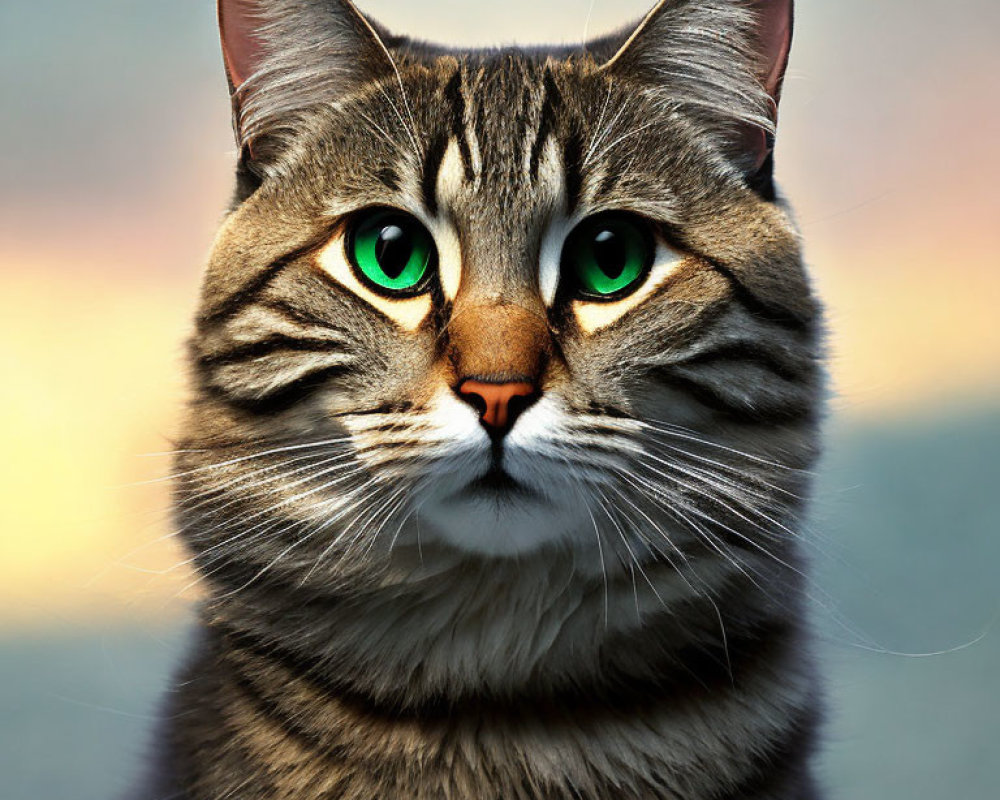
left=530, top=70, right=585, bottom=213
left=443, top=69, right=475, bottom=182
left=421, top=69, right=474, bottom=216
left=528, top=69, right=562, bottom=181
left=416, top=63, right=590, bottom=303
left=421, top=64, right=587, bottom=216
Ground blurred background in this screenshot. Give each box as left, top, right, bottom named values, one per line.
left=0, top=1, right=997, bottom=798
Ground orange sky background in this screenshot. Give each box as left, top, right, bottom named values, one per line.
left=0, top=0, right=997, bottom=628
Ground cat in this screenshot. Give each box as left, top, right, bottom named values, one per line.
left=129, top=1, right=826, bottom=798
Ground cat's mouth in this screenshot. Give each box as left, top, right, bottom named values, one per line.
left=460, top=465, right=539, bottom=501
left=416, top=436, right=592, bottom=555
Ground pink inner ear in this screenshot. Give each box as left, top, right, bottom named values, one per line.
left=754, top=0, right=794, bottom=103
left=218, top=0, right=266, bottom=90
left=742, top=0, right=793, bottom=172
left=740, top=124, right=771, bottom=175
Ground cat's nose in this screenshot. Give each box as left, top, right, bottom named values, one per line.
left=457, top=379, right=539, bottom=436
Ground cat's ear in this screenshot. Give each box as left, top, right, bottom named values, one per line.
left=602, top=0, right=794, bottom=190
left=217, top=0, right=396, bottom=164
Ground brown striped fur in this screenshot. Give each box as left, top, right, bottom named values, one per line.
left=131, top=1, right=827, bottom=798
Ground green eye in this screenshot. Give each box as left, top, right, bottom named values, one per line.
left=347, top=209, right=435, bottom=296
left=564, top=213, right=654, bottom=300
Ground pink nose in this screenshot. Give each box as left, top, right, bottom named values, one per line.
left=457, top=380, right=538, bottom=433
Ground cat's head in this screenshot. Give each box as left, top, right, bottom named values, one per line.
left=180, top=0, right=821, bottom=589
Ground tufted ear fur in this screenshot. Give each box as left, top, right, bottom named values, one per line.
left=217, top=0, right=396, bottom=174
left=602, top=0, right=794, bottom=196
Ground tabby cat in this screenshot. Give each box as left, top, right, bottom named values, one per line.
left=131, top=1, right=826, bottom=798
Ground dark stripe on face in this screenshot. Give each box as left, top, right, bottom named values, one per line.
left=708, top=259, right=813, bottom=332
left=256, top=298, right=340, bottom=329
left=375, top=166, right=401, bottom=192
left=658, top=224, right=815, bottom=332
left=528, top=69, right=563, bottom=180
left=200, top=363, right=351, bottom=415
left=197, top=333, right=349, bottom=368
left=421, top=132, right=448, bottom=216
left=652, top=368, right=814, bottom=425
left=442, top=68, right=475, bottom=182
left=197, top=241, right=324, bottom=331
left=671, top=341, right=811, bottom=384
left=562, top=129, right=584, bottom=214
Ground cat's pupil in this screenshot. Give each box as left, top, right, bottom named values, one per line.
left=374, top=224, right=412, bottom=279
left=592, top=229, right=627, bottom=280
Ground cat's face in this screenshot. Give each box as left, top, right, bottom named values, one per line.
left=179, top=0, right=820, bottom=589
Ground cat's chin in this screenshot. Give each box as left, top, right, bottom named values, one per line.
left=414, top=483, right=591, bottom=557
